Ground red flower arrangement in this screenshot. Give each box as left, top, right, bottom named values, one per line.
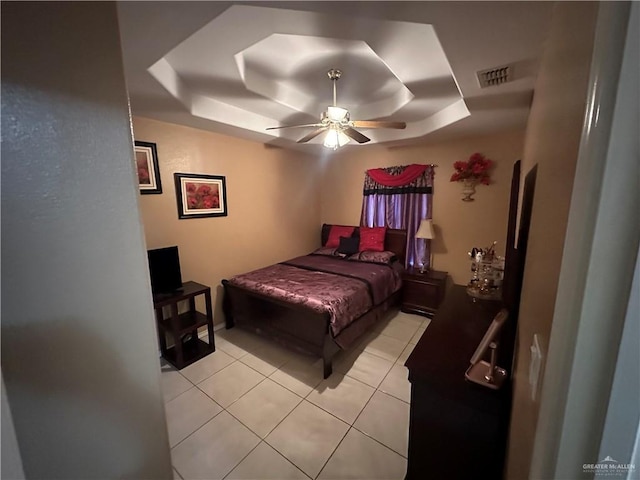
left=450, top=153, right=493, bottom=185
left=136, top=157, right=151, bottom=185
left=185, top=182, right=220, bottom=210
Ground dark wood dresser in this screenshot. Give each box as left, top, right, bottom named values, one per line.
left=401, top=268, right=448, bottom=317
left=404, top=285, right=510, bottom=479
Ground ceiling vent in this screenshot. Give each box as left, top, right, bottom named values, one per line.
left=476, top=65, right=512, bottom=88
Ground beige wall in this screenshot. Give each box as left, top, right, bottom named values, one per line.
left=320, top=130, right=526, bottom=284
left=505, top=2, right=599, bottom=479
left=133, top=117, right=321, bottom=324
left=134, top=117, right=525, bottom=316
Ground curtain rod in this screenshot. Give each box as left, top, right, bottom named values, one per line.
left=364, top=163, right=440, bottom=173
left=365, top=164, right=439, bottom=171
left=364, top=164, right=439, bottom=174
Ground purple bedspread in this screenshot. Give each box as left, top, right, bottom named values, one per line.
left=227, top=254, right=402, bottom=338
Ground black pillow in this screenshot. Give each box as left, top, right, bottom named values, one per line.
left=337, top=236, right=360, bottom=256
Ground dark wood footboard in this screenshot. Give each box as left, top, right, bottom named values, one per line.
left=222, top=279, right=401, bottom=378
left=222, top=279, right=339, bottom=377
left=221, top=224, right=407, bottom=379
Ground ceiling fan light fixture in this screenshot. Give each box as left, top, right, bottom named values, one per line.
left=323, top=127, right=350, bottom=150
left=266, top=69, right=403, bottom=146
left=327, top=106, right=349, bottom=122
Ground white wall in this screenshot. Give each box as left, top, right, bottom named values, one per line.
left=597, top=10, right=640, bottom=465
left=598, top=247, right=640, bottom=473
left=1, top=374, right=25, bottom=479
left=530, top=2, right=638, bottom=478
left=1, top=3, right=172, bottom=478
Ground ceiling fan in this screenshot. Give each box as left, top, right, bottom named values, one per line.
left=266, top=69, right=406, bottom=149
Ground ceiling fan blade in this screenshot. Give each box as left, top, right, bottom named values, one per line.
left=351, top=120, right=407, bottom=130
left=297, top=127, right=328, bottom=143
left=342, top=127, right=371, bottom=144
left=266, top=123, right=323, bottom=131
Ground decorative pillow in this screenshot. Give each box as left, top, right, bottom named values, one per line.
left=359, top=226, right=387, bottom=252
left=312, top=247, right=337, bottom=256
left=349, top=250, right=397, bottom=265
left=337, top=236, right=360, bottom=256
left=325, top=225, right=356, bottom=248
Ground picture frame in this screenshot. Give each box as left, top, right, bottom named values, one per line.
left=174, top=173, right=228, bottom=219
left=134, top=141, right=162, bottom=194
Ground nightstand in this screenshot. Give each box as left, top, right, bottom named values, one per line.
left=401, top=268, right=448, bottom=317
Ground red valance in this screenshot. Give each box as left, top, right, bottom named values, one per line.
left=366, top=164, right=429, bottom=187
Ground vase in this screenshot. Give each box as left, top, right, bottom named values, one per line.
left=461, top=180, right=477, bottom=202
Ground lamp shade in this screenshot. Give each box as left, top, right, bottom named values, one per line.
left=415, top=219, right=435, bottom=239
left=323, top=127, right=350, bottom=150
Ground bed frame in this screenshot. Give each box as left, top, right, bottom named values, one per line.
left=222, top=224, right=407, bottom=378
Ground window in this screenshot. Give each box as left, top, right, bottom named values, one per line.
left=360, top=164, right=435, bottom=268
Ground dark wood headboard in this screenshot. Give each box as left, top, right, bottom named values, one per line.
left=321, top=224, right=407, bottom=265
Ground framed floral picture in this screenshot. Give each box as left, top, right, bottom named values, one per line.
left=134, top=141, right=162, bottom=194
left=174, top=173, right=228, bottom=219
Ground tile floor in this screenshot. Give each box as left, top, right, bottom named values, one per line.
left=161, top=309, right=431, bottom=480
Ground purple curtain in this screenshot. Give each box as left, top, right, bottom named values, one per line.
left=360, top=165, right=435, bottom=269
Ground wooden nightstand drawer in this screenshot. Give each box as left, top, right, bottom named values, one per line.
left=404, top=281, right=439, bottom=307
left=401, top=268, right=448, bottom=317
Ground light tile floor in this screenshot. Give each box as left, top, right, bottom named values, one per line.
left=162, top=309, right=431, bottom=480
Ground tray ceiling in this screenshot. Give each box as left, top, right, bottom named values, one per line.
left=117, top=1, right=554, bottom=150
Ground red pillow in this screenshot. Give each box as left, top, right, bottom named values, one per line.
left=325, top=225, right=355, bottom=248
left=359, top=226, right=387, bottom=252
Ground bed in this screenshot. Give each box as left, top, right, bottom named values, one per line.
left=222, top=224, right=407, bottom=378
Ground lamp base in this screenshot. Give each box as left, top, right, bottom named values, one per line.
left=419, top=252, right=433, bottom=274
left=465, top=361, right=507, bottom=390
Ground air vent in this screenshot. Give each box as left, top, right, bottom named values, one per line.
left=477, top=65, right=512, bottom=88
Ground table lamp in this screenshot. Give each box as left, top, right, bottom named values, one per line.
left=415, top=219, right=435, bottom=273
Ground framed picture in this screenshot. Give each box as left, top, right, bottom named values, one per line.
left=174, top=173, right=228, bottom=219
left=134, top=141, right=162, bottom=194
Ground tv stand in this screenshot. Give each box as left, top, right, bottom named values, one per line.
left=153, top=281, right=215, bottom=369
left=154, top=287, right=184, bottom=300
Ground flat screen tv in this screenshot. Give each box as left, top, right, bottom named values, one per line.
left=148, top=246, right=183, bottom=294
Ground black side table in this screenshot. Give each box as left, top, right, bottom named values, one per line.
left=153, top=281, right=215, bottom=369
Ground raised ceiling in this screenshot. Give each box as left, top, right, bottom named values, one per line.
left=117, top=1, right=554, bottom=150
